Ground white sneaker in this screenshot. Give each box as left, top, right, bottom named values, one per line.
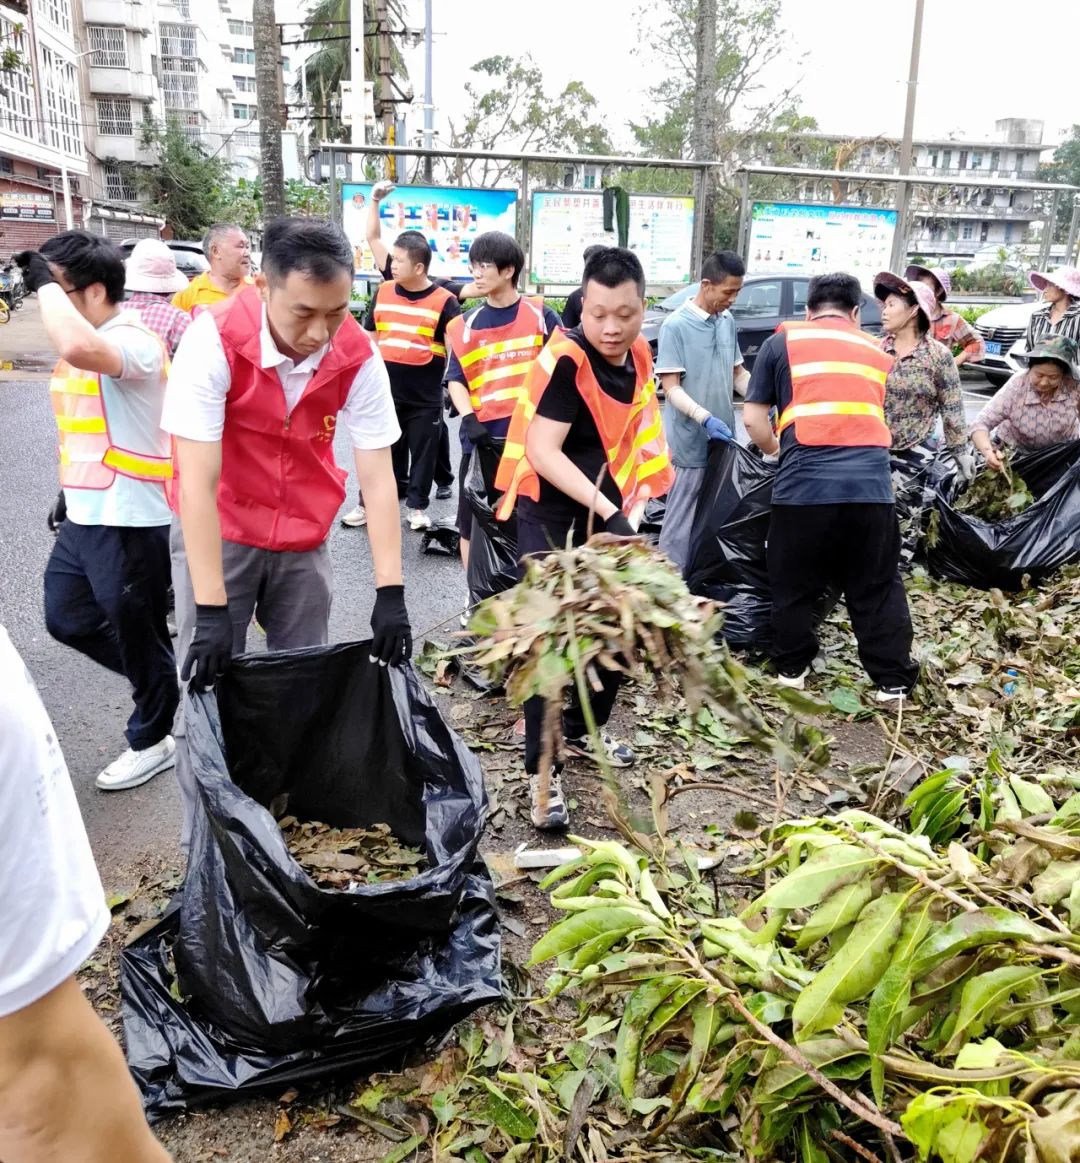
left=96, top=735, right=176, bottom=791
left=407, top=508, right=432, bottom=531
left=875, top=686, right=910, bottom=704
left=341, top=505, right=367, bottom=528
left=776, top=667, right=809, bottom=690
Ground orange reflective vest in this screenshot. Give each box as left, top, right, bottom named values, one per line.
left=444, top=296, right=548, bottom=422
left=50, top=327, right=172, bottom=491
left=777, top=319, right=894, bottom=447
left=494, top=333, right=674, bottom=521
left=372, top=280, right=453, bottom=365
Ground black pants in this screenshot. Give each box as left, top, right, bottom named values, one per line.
left=767, top=503, right=919, bottom=690
left=518, top=506, right=622, bottom=774
left=435, top=416, right=454, bottom=488
left=44, top=521, right=178, bottom=750
left=391, top=404, right=441, bottom=509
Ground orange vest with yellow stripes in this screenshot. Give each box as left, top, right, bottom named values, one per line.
left=50, top=323, right=172, bottom=490
left=494, top=333, right=673, bottom=521
left=372, top=280, right=453, bottom=366
left=777, top=319, right=893, bottom=448
left=444, top=296, right=548, bottom=422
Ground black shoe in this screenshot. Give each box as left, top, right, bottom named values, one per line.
left=436, top=484, right=454, bottom=500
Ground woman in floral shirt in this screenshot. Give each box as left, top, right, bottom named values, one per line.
left=904, top=265, right=985, bottom=366
left=971, top=335, right=1080, bottom=471
left=875, top=272, right=970, bottom=464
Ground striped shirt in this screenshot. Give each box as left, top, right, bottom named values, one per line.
left=1025, top=301, right=1080, bottom=349
left=931, top=309, right=985, bottom=362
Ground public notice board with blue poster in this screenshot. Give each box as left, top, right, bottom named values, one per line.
left=529, top=192, right=696, bottom=288
left=342, top=184, right=518, bottom=281
left=749, top=202, right=897, bottom=279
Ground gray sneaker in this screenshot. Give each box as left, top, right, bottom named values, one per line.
left=530, top=768, right=569, bottom=831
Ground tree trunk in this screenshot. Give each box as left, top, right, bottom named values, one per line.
left=253, top=0, right=286, bottom=221
left=691, top=0, right=718, bottom=254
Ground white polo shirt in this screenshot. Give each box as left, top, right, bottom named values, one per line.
left=161, top=305, right=400, bottom=448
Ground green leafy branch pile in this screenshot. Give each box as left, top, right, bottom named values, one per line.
left=954, top=451, right=1035, bottom=522
left=458, top=536, right=771, bottom=772
left=524, top=808, right=1080, bottom=1163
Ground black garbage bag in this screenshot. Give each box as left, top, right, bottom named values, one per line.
left=466, top=440, right=518, bottom=606
left=684, top=441, right=776, bottom=649
left=927, top=440, right=1080, bottom=590
left=639, top=494, right=668, bottom=541
left=120, top=643, right=501, bottom=1117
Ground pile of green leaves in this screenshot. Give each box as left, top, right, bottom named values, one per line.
left=278, top=818, right=426, bottom=889
left=954, top=453, right=1034, bottom=522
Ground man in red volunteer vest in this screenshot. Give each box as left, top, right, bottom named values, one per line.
left=162, top=217, right=411, bottom=844
left=444, top=231, right=561, bottom=571
left=494, top=247, right=673, bottom=830
left=742, top=272, right=919, bottom=701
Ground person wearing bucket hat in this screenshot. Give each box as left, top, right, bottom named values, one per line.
left=1025, top=267, right=1080, bottom=350
left=904, top=264, right=985, bottom=368
left=124, top=239, right=192, bottom=359
left=875, top=271, right=973, bottom=477
left=971, top=334, right=1080, bottom=472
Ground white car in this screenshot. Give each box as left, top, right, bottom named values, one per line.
left=969, top=301, right=1039, bottom=387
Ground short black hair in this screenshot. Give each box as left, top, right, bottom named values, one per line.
left=393, top=230, right=431, bottom=272
left=39, top=230, right=125, bottom=304
left=582, top=244, right=605, bottom=264
left=203, top=222, right=245, bottom=261
left=582, top=246, right=645, bottom=297
left=261, top=217, right=354, bottom=284
left=806, top=272, right=862, bottom=314
left=701, top=249, right=745, bottom=283
left=469, top=231, right=524, bottom=282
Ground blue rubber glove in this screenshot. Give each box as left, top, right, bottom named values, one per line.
left=703, top=415, right=733, bottom=443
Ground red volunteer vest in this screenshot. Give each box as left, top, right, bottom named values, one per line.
left=205, top=286, right=374, bottom=552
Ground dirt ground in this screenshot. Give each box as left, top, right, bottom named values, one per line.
left=81, top=654, right=907, bottom=1163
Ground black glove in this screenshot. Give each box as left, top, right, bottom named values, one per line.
left=12, top=250, right=56, bottom=293
left=604, top=510, right=636, bottom=537
left=370, top=585, right=412, bottom=666
left=47, top=489, right=66, bottom=533
left=180, top=604, right=234, bottom=692
left=462, top=413, right=493, bottom=448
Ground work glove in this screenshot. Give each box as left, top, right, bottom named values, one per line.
left=947, top=447, right=976, bottom=483
left=462, top=413, right=494, bottom=449
left=762, top=449, right=780, bottom=465
left=372, top=179, right=396, bottom=201
left=180, top=604, right=234, bottom=692
left=603, top=511, right=636, bottom=537
left=370, top=584, right=412, bottom=666
left=12, top=250, right=56, bottom=293
left=47, top=489, right=66, bottom=533
left=703, top=415, right=734, bottom=443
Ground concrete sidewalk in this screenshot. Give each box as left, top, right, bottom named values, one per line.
left=0, top=297, right=55, bottom=380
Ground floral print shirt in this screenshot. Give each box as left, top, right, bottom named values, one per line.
left=972, top=371, right=1080, bottom=449
left=881, top=333, right=967, bottom=451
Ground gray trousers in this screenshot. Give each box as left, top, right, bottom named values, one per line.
left=170, top=519, right=333, bottom=846
left=657, top=465, right=708, bottom=576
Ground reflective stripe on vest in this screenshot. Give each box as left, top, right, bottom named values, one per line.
left=49, top=331, right=172, bottom=491
left=777, top=320, right=893, bottom=448
left=372, top=281, right=452, bottom=365
left=445, top=296, right=548, bottom=423
left=494, top=334, right=674, bottom=521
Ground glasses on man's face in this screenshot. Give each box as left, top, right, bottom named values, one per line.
left=469, top=262, right=498, bottom=275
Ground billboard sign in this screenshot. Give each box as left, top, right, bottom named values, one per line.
left=749, top=202, right=897, bottom=277
left=1, top=191, right=55, bottom=221
left=342, top=183, right=518, bottom=280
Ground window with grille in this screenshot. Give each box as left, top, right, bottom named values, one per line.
left=39, top=47, right=82, bottom=158
left=162, top=74, right=199, bottom=109
left=39, top=0, right=71, bottom=34
left=103, top=164, right=137, bottom=202
left=174, top=0, right=191, bottom=17
left=0, top=17, right=34, bottom=138
left=160, top=22, right=196, bottom=59
left=88, top=26, right=127, bottom=68
left=97, top=98, right=133, bottom=136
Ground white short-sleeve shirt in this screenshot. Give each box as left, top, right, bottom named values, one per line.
left=161, top=306, right=401, bottom=449
left=0, top=627, right=109, bottom=1018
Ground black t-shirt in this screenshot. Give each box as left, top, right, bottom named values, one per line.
left=561, top=287, right=584, bottom=330
left=365, top=274, right=462, bottom=407
left=746, top=330, right=893, bottom=506
left=527, top=326, right=638, bottom=525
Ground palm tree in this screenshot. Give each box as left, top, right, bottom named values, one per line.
left=297, top=0, right=407, bottom=142
left=253, top=0, right=285, bottom=218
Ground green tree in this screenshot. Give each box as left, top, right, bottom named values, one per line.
left=131, top=120, right=231, bottom=239
left=215, top=178, right=331, bottom=232
left=1039, top=124, right=1080, bottom=243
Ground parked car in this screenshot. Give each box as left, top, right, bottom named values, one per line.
left=117, top=238, right=209, bottom=279
left=641, top=275, right=884, bottom=369
left=969, top=301, right=1039, bottom=387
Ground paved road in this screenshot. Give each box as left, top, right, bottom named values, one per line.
left=0, top=374, right=469, bottom=880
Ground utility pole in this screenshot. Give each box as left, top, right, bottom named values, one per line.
left=423, top=0, right=433, bottom=182
left=347, top=0, right=366, bottom=180
left=691, top=0, right=717, bottom=255
left=888, top=0, right=925, bottom=273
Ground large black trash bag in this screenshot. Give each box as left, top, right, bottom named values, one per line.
left=465, top=440, right=518, bottom=607
left=684, top=441, right=777, bottom=649
left=639, top=494, right=667, bottom=542
left=927, top=440, right=1080, bottom=590
left=120, top=643, right=501, bottom=1118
